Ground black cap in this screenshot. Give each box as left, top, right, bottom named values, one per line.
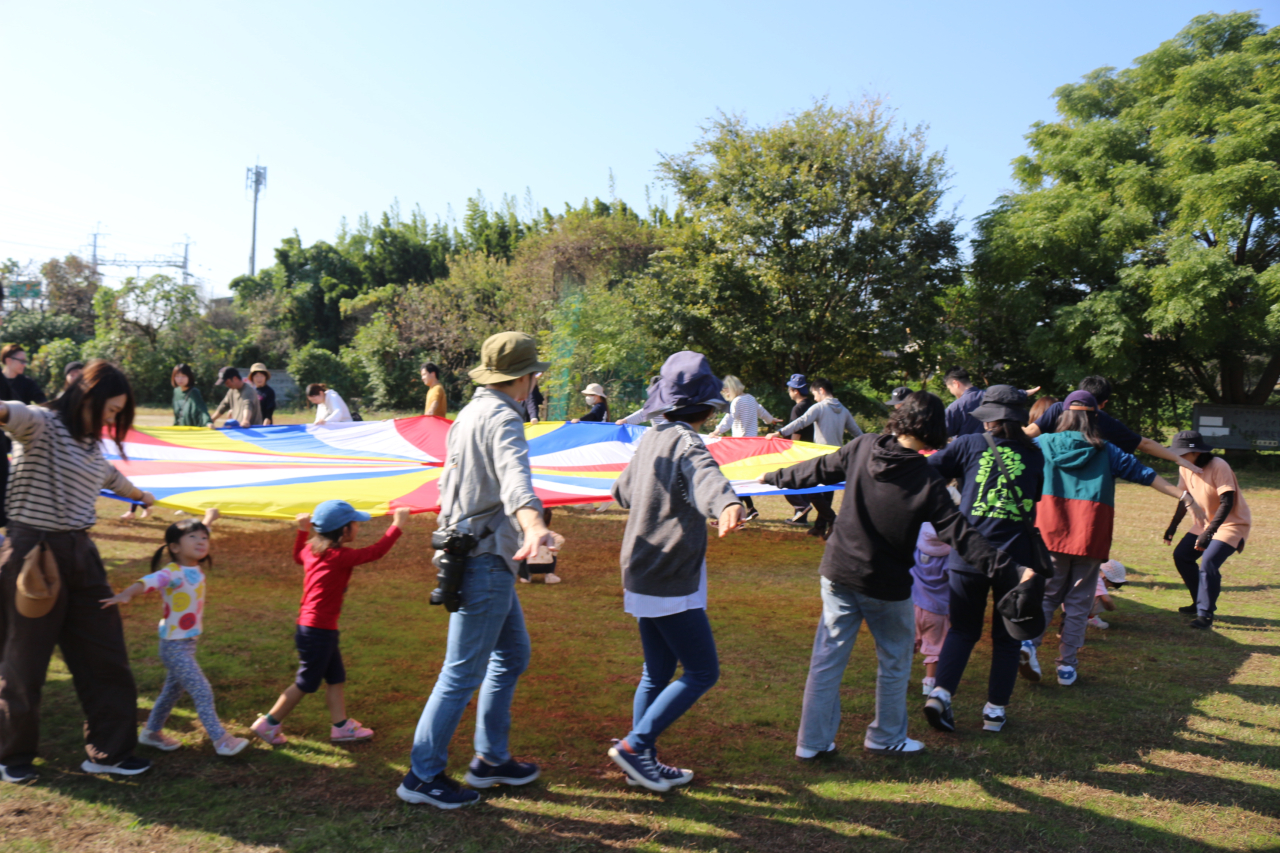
left=215, top=366, right=241, bottom=385
left=997, top=573, right=1048, bottom=641
left=1169, top=430, right=1213, bottom=453
left=885, top=386, right=913, bottom=406
left=970, top=384, right=1030, bottom=424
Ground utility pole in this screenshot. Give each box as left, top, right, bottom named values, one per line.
left=246, top=163, right=267, bottom=276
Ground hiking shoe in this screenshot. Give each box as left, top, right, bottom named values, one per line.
left=864, top=738, right=925, bottom=755
left=1019, top=641, right=1042, bottom=682
left=81, top=756, right=151, bottom=776
left=630, top=756, right=693, bottom=787
left=923, top=693, right=955, bottom=733
left=743, top=508, right=760, bottom=522
left=0, top=762, right=37, bottom=784
left=1056, top=665, right=1078, bottom=686
left=982, top=703, right=1006, bottom=733
left=785, top=507, right=812, bottom=525
left=608, top=741, right=671, bottom=792
left=1190, top=616, right=1214, bottom=630
left=396, top=770, right=479, bottom=809
left=138, top=728, right=182, bottom=751
left=215, top=735, right=250, bottom=757
left=331, top=719, right=373, bottom=743
left=544, top=573, right=562, bottom=584
left=1178, top=604, right=1198, bottom=615
left=465, top=756, right=540, bottom=788
left=921, top=676, right=936, bottom=697
left=1087, top=615, right=1109, bottom=629
left=250, top=715, right=287, bottom=746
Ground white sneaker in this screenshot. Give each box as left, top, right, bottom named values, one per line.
left=1057, top=665, right=1078, bottom=686
left=982, top=703, right=1006, bottom=732
left=214, top=735, right=250, bottom=757
left=544, top=573, right=562, bottom=584
left=1019, top=641, right=1042, bottom=682
left=921, top=677, right=936, bottom=696
left=518, top=576, right=531, bottom=584
left=864, top=737, right=925, bottom=755
left=1087, top=615, right=1109, bottom=629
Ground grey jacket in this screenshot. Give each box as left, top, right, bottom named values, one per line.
left=435, top=387, right=543, bottom=573
left=611, top=421, right=741, bottom=597
left=780, top=397, right=863, bottom=447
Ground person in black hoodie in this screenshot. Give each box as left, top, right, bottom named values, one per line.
left=761, top=392, right=1032, bottom=758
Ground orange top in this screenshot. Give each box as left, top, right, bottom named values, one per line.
left=424, top=384, right=447, bottom=418
left=1179, top=457, right=1251, bottom=548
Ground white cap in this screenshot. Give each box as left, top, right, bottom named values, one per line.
left=1101, top=559, right=1127, bottom=585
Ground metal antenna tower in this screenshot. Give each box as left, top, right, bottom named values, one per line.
left=246, top=163, right=268, bottom=275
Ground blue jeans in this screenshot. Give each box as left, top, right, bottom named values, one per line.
left=409, top=553, right=530, bottom=780
left=1173, top=534, right=1234, bottom=618
left=626, top=608, right=719, bottom=752
left=798, top=577, right=915, bottom=752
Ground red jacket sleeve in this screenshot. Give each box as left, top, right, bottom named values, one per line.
left=337, top=525, right=403, bottom=569
left=293, top=530, right=309, bottom=566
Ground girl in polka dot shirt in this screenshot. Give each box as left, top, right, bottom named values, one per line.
left=100, top=509, right=249, bottom=757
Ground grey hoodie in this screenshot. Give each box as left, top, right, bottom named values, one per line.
left=611, top=421, right=741, bottom=597
left=779, top=397, right=863, bottom=447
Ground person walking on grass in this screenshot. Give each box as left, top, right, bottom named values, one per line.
left=422, top=363, right=447, bottom=418
left=210, top=367, right=262, bottom=428
left=769, top=378, right=863, bottom=539
left=607, top=351, right=744, bottom=791
left=709, top=375, right=778, bottom=522
left=921, top=386, right=1045, bottom=735
left=761, top=392, right=1032, bottom=759
left=1163, top=431, right=1251, bottom=631
left=1020, top=391, right=1204, bottom=688
left=781, top=375, right=817, bottom=525
left=171, top=364, right=211, bottom=427
left=249, top=364, right=276, bottom=425
left=0, top=360, right=157, bottom=783
left=398, top=332, right=556, bottom=810
left=252, top=502, right=411, bottom=747
left=99, top=509, right=249, bottom=757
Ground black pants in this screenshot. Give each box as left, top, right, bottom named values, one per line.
left=0, top=524, right=140, bottom=766
left=740, top=496, right=755, bottom=512
left=934, top=568, right=1020, bottom=707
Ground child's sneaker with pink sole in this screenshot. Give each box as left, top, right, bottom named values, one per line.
left=251, top=715, right=287, bottom=746
left=215, top=734, right=250, bottom=756
left=331, top=719, right=374, bottom=743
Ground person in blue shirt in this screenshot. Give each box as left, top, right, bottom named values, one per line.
left=943, top=368, right=987, bottom=438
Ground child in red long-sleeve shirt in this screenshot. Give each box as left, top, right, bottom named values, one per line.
left=251, top=501, right=411, bottom=746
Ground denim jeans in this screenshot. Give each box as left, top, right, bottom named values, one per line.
left=409, top=553, right=530, bottom=780
left=626, top=608, right=719, bottom=752
left=935, top=569, right=1020, bottom=706
left=797, top=576, right=915, bottom=752
left=1033, top=552, right=1100, bottom=668
left=1173, top=534, right=1234, bottom=618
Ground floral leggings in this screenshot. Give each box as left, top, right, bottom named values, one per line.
left=146, top=638, right=226, bottom=741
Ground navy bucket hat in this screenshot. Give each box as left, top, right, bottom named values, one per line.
left=637, top=351, right=728, bottom=420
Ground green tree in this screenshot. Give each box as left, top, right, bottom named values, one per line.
left=636, top=99, right=962, bottom=407
left=968, top=12, right=1280, bottom=421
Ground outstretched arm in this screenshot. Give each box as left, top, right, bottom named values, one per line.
left=1138, top=437, right=1202, bottom=474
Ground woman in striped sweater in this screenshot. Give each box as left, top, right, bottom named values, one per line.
left=0, top=360, right=157, bottom=783
left=711, top=375, right=778, bottom=521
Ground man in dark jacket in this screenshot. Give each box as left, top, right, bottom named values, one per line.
left=761, top=392, right=1030, bottom=759
left=783, top=374, right=816, bottom=525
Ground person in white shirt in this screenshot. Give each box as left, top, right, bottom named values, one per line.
left=710, top=375, right=778, bottom=521
left=306, top=384, right=353, bottom=425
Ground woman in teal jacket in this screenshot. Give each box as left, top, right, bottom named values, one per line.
left=172, top=364, right=211, bottom=427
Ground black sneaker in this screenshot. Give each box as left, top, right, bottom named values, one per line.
left=396, top=770, right=480, bottom=809
left=464, top=756, right=540, bottom=788
left=631, top=756, right=693, bottom=787
left=1178, top=604, right=1198, bottom=615
left=1190, top=616, right=1214, bottom=630
left=743, top=509, right=760, bottom=522
left=923, top=694, right=955, bottom=732
left=80, top=756, right=151, bottom=776
left=1, top=762, right=37, bottom=784
left=608, top=741, right=670, bottom=792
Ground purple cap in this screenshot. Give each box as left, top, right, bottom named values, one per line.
left=1063, top=390, right=1099, bottom=411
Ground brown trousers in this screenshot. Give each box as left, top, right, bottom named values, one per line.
left=0, top=523, right=139, bottom=766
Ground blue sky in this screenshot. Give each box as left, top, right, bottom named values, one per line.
left=0, top=1, right=1258, bottom=297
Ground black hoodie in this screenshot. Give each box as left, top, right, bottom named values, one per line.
left=764, top=433, right=1020, bottom=601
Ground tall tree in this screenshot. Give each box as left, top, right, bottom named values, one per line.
left=636, top=99, right=961, bottom=400
left=969, top=12, right=1280, bottom=414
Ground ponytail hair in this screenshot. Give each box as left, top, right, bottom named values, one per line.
left=152, top=518, right=213, bottom=572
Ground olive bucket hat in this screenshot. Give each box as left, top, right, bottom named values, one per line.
left=468, top=332, right=551, bottom=384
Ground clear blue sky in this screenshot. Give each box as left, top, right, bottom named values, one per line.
left=0, top=1, right=1259, bottom=297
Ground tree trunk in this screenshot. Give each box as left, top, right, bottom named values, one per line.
left=1218, top=353, right=1249, bottom=405
left=1246, top=352, right=1280, bottom=406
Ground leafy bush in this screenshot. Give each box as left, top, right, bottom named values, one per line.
left=287, top=343, right=363, bottom=406
left=30, top=339, right=82, bottom=392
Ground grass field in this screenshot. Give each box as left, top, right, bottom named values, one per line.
left=2, top=469, right=1278, bottom=851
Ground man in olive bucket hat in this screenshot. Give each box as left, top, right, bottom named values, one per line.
left=399, top=332, right=557, bottom=810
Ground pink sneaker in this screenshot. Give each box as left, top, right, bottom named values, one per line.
left=138, top=728, right=182, bottom=751
left=250, top=715, right=287, bottom=746
left=331, top=719, right=374, bottom=743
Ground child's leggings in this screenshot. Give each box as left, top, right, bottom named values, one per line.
left=1173, top=534, right=1234, bottom=618
left=626, top=608, right=719, bottom=752
left=146, top=638, right=226, bottom=741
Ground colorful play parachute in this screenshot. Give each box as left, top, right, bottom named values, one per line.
left=102, top=417, right=843, bottom=519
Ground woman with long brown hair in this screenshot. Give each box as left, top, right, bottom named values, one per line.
left=0, top=360, right=157, bottom=782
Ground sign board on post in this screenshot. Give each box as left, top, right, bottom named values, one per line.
left=1191, top=404, right=1280, bottom=450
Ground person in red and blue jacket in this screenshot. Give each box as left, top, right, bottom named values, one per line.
left=1020, top=391, right=1202, bottom=688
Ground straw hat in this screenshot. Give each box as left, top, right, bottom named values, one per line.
left=581, top=383, right=606, bottom=398
left=16, top=541, right=61, bottom=619
left=248, top=363, right=271, bottom=381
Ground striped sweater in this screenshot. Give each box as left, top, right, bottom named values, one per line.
left=2, top=402, right=136, bottom=531
left=712, top=394, right=775, bottom=437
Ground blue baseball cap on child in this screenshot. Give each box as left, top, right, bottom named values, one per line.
left=312, top=500, right=371, bottom=534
